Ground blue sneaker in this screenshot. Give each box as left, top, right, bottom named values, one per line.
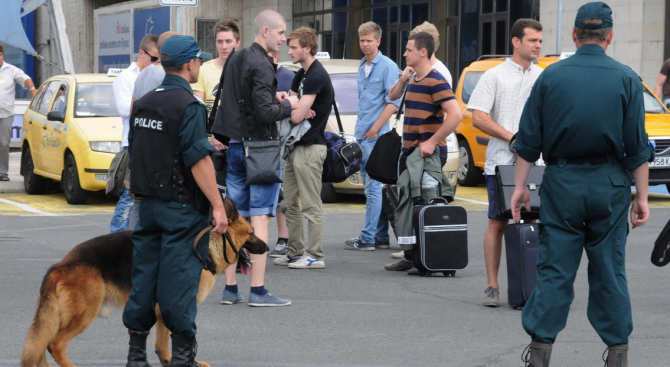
left=221, top=290, right=245, bottom=305
left=248, top=290, right=291, bottom=307
left=344, top=237, right=375, bottom=251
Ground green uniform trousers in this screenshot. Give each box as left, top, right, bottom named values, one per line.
left=522, top=159, right=633, bottom=346
left=122, top=196, right=210, bottom=336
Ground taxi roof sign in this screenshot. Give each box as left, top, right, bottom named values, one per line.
left=560, top=52, right=575, bottom=60
left=315, top=52, right=331, bottom=59
left=107, top=68, right=123, bottom=77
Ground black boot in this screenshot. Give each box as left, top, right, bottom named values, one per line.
left=522, top=341, right=552, bottom=367
left=169, top=333, right=200, bottom=367
left=127, top=330, right=153, bottom=367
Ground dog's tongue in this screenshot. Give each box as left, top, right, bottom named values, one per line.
left=240, top=263, right=252, bottom=275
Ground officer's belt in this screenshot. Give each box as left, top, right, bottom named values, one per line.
left=545, top=154, right=611, bottom=166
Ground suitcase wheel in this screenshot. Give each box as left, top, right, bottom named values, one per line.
left=418, top=269, right=429, bottom=277
left=443, top=271, right=456, bottom=277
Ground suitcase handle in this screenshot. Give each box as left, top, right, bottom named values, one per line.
left=427, top=197, right=448, bottom=205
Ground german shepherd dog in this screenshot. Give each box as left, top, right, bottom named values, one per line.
left=21, top=198, right=268, bottom=367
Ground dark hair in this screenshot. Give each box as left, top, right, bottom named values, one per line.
left=510, top=19, right=543, bottom=42
left=0, top=42, right=4, bottom=55
left=213, top=18, right=241, bottom=41
left=408, top=32, right=435, bottom=59
left=575, top=19, right=612, bottom=43
left=161, top=56, right=185, bottom=74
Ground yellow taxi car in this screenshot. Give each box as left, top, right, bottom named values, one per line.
left=454, top=55, right=670, bottom=192
left=281, top=57, right=460, bottom=202
left=20, top=73, right=122, bottom=204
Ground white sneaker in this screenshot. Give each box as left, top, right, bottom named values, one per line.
left=288, top=255, right=325, bottom=269
left=391, top=251, right=405, bottom=259
left=273, top=254, right=300, bottom=266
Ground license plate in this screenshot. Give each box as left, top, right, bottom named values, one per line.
left=650, top=157, right=670, bottom=168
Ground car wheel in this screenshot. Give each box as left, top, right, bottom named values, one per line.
left=321, top=183, right=339, bottom=203
left=63, top=154, right=89, bottom=205
left=666, top=183, right=670, bottom=194
left=23, top=147, right=46, bottom=195
left=457, top=139, right=483, bottom=187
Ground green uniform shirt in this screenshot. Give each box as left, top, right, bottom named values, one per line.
left=514, top=44, right=654, bottom=170
left=129, top=74, right=215, bottom=167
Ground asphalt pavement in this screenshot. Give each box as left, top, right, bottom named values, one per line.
left=1, top=183, right=669, bottom=366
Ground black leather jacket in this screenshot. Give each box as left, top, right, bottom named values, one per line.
left=211, top=42, right=292, bottom=141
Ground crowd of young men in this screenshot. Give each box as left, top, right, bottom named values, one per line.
left=112, top=3, right=650, bottom=366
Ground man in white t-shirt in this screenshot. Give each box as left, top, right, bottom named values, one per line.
left=110, top=34, right=159, bottom=233
left=466, top=19, right=544, bottom=307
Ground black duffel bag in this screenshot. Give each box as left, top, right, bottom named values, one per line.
left=365, top=91, right=405, bottom=184
left=494, top=164, right=544, bottom=220
left=322, top=99, right=363, bottom=183
left=651, top=218, right=670, bottom=267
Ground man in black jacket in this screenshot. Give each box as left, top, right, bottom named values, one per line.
left=211, top=9, right=298, bottom=307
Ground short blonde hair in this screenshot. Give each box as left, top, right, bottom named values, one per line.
left=410, top=21, right=439, bottom=52
left=358, top=21, right=382, bottom=40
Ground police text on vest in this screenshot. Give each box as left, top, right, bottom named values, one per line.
left=134, top=117, right=163, bottom=131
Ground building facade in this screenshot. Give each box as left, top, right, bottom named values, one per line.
left=24, top=0, right=670, bottom=88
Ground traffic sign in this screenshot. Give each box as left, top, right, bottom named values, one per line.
left=160, top=0, right=198, bottom=7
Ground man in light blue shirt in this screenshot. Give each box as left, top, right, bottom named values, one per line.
left=344, top=21, right=400, bottom=251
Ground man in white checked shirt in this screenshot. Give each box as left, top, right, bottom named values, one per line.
left=467, top=19, right=543, bottom=307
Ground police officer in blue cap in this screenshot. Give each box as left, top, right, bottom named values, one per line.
left=122, top=35, right=227, bottom=367
left=510, top=2, right=654, bottom=367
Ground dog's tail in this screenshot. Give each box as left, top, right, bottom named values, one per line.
left=21, top=268, right=61, bottom=367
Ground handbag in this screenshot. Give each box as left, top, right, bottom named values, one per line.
left=651, top=218, right=670, bottom=267
left=494, top=164, right=544, bottom=220
left=242, top=138, right=283, bottom=185
left=322, top=99, right=363, bottom=183
left=365, top=89, right=406, bottom=184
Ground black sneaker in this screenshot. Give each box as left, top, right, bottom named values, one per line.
left=374, top=240, right=391, bottom=249
left=344, top=237, right=375, bottom=251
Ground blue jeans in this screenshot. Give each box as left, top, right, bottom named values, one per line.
left=226, top=142, right=281, bottom=218
left=358, top=138, right=389, bottom=244
left=110, top=188, right=134, bottom=232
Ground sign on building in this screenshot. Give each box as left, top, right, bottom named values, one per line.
left=160, top=0, right=198, bottom=6
left=98, top=11, right=132, bottom=73
left=133, top=7, right=171, bottom=58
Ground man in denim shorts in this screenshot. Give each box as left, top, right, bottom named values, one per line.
left=211, top=10, right=298, bottom=306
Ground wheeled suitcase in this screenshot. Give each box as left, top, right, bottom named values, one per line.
left=505, top=223, right=539, bottom=309
left=410, top=198, right=468, bottom=277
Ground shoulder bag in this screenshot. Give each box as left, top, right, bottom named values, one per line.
left=364, top=89, right=406, bottom=184
left=322, top=98, right=363, bottom=183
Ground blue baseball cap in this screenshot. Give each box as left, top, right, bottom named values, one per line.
left=575, top=2, right=613, bottom=29
left=160, top=35, right=213, bottom=66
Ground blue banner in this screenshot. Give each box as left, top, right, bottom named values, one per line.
left=133, top=7, right=170, bottom=54
left=98, top=55, right=131, bottom=73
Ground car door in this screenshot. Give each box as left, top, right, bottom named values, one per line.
left=27, top=81, right=59, bottom=174
left=41, top=81, right=70, bottom=175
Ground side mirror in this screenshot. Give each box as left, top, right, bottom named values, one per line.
left=47, top=110, right=65, bottom=122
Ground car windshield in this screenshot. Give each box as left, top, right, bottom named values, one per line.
left=330, top=74, right=358, bottom=114
left=75, top=83, right=119, bottom=117
left=643, top=87, right=668, bottom=114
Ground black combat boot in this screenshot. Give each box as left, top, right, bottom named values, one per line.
left=604, top=344, right=628, bottom=367
left=169, top=333, right=200, bottom=367
left=522, top=341, right=552, bottom=367
left=127, top=330, right=153, bottom=367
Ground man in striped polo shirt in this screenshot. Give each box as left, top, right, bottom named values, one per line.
left=384, top=32, right=462, bottom=271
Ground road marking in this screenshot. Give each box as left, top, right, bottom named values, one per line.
left=0, top=221, right=107, bottom=233
left=453, top=196, right=488, bottom=206
left=0, top=197, right=58, bottom=216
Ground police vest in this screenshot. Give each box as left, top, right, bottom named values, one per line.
left=129, top=87, right=209, bottom=214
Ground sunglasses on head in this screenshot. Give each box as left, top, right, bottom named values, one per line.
left=142, top=49, right=159, bottom=63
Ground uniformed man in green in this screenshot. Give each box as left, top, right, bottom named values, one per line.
left=123, top=35, right=228, bottom=367
left=510, top=3, right=654, bottom=367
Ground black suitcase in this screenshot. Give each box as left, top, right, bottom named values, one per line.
left=382, top=184, right=400, bottom=238
left=411, top=198, right=468, bottom=277
left=504, top=223, right=539, bottom=309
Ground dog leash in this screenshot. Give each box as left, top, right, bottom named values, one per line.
left=193, top=221, right=239, bottom=274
